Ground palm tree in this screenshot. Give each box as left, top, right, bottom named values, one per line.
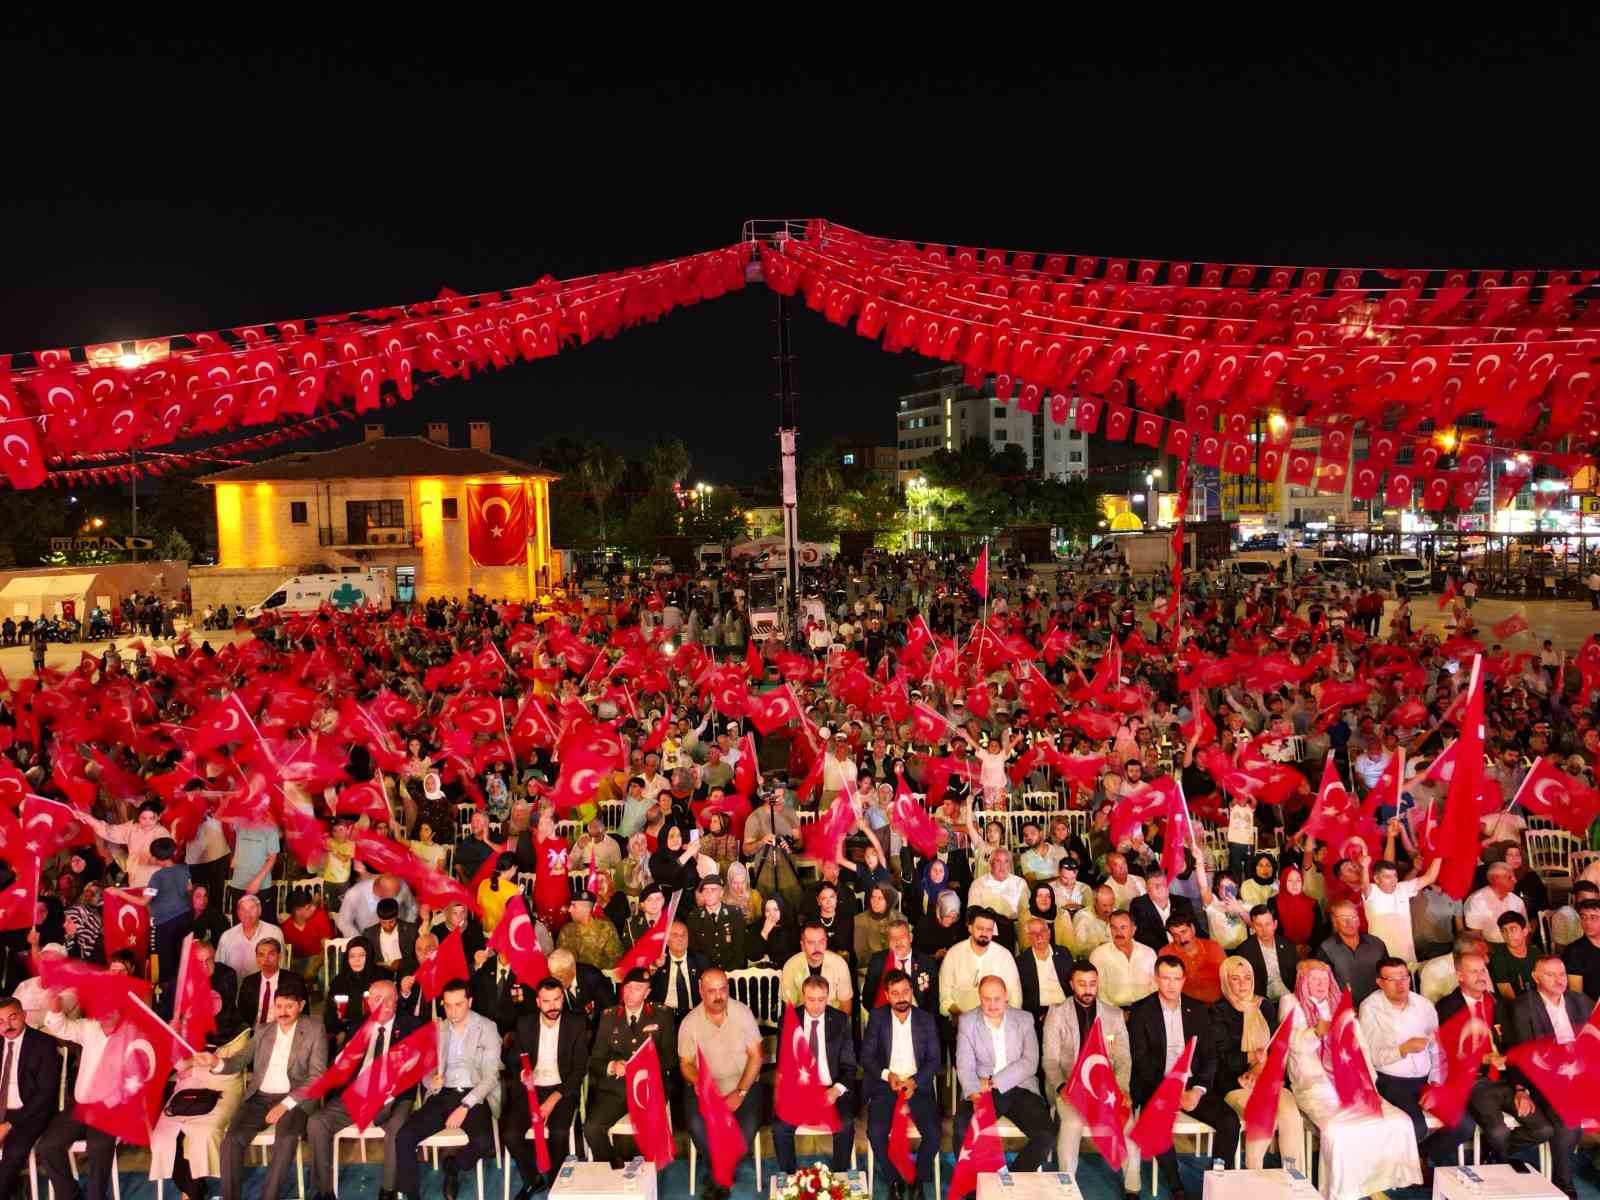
left=646, top=439, right=692, bottom=491
left=578, top=445, right=626, bottom=547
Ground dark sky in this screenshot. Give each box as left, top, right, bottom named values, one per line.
left=4, top=16, right=1598, bottom=484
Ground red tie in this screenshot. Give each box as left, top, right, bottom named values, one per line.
left=260, top=978, right=272, bottom=1025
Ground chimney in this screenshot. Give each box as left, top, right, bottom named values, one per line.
left=468, top=421, right=491, bottom=452
left=363, top=423, right=385, bottom=442
left=427, top=422, right=449, bottom=445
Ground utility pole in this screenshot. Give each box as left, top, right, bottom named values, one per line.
left=130, top=448, right=139, bottom=561
left=776, top=289, right=800, bottom=632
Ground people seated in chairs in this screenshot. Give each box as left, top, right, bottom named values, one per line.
left=556, top=888, right=623, bottom=971
left=1127, top=955, right=1240, bottom=1200
left=187, top=884, right=232, bottom=950
left=0, top=996, right=62, bottom=1200
left=954, top=974, right=1055, bottom=1172
left=335, top=872, right=415, bottom=942
left=1502, top=954, right=1590, bottom=1199
left=1212, top=955, right=1305, bottom=1174
left=280, top=889, right=335, bottom=990
left=391, top=977, right=502, bottom=1200
left=863, top=919, right=938, bottom=1014
left=772, top=974, right=856, bottom=1172
left=215, top=893, right=285, bottom=980
left=1238, top=904, right=1298, bottom=1002
left=324, top=936, right=382, bottom=1051
left=433, top=899, right=489, bottom=964
left=361, top=896, right=420, bottom=975
left=1018, top=915, right=1074, bottom=1030
left=1089, top=911, right=1156, bottom=1010
left=780, top=922, right=854, bottom=1014
left=624, top=884, right=668, bottom=950
left=939, top=908, right=1021, bottom=1021
left=583, top=968, right=677, bottom=1166
left=864, top=966, right=940, bottom=1200
left=746, top=894, right=800, bottom=968
left=649, top=920, right=708, bottom=1013
left=305, top=978, right=420, bottom=1200
left=1042, top=958, right=1140, bottom=1195
left=547, top=948, right=614, bottom=1035
left=197, top=973, right=326, bottom=1200
left=678, top=967, right=766, bottom=1200
left=238, top=937, right=289, bottom=1031
left=1130, top=871, right=1202, bottom=953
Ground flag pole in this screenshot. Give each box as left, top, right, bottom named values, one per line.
left=127, top=989, right=201, bottom=1058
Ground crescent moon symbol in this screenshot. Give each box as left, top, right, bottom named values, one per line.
left=2, top=434, right=33, bottom=465
left=508, top=912, right=533, bottom=954
left=123, top=1039, right=156, bottom=1096
left=482, top=496, right=513, bottom=524
left=631, top=1069, right=653, bottom=1109
left=118, top=904, right=142, bottom=935
left=1081, top=1053, right=1116, bottom=1105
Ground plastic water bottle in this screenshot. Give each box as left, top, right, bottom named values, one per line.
left=1211, top=1158, right=1226, bottom=1175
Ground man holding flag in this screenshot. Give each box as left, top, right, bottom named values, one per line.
left=862, top=970, right=940, bottom=1200
left=584, top=967, right=677, bottom=1166
left=505, top=976, right=588, bottom=1196
left=772, top=974, right=856, bottom=1171
left=677, top=968, right=764, bottom=1200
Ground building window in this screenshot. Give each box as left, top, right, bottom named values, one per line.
left=441, top=498, right=459, bottom=520
left=1069, top=451, right=1083, bottom=462
left=289, top=501, right=308, bottom=524
left=994, top=406, right=1006, bottom=419
left=842, top=453, right=855, bottom=465
left=993, top=430, right=1007, bottom=441
left=346, top=499, right=405, bottom=531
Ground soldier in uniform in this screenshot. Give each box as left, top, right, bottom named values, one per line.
left=683, top=873, right=746, bottom=971
left=624, top=884, right=668, bottom=948
left=583, top=968, right=678, bottom=1165
left=556, top=889, right=623, bottom=970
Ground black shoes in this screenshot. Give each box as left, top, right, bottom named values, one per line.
left=907, top=1185, right=925, bottom=1200
left=442, top=1160, right=460, bottom=1200
left=888, top=1181, right=905, bottom=1200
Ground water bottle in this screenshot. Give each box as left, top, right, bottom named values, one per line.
left=1211, top=1158, right=1226, bottom=1175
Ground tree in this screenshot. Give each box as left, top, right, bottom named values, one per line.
left=645, top=439, right=691, bottom=491
left=577, top=444, right=626, bottom=548
left=154, top=528, right=193, bottom=562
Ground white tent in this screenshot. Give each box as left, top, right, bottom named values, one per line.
left=0, top=572, right=101, bottom=620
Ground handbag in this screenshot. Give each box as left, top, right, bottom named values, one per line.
left=164, top=1088, right=220, bottom=1117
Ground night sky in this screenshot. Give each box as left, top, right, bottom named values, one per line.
left=4, top=17, right=1597, bottom=485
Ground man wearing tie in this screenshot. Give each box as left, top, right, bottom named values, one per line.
left=954, top=976, right=1054, bottom=1171
left=773, top=976, right=857, bottom=1171
left=1502, top=955, right=1591, bottom=1199
left=649, top=921, right=707, bottom=1014
left=548, top=949, right=615, bottom=1037
left=305, top=979, right=419, bottom=1200
left=200, top=974, right=327, bottom=1200
left=862, top=970, right=940, bottom=1200
left=0, top=996, right=62, bottom=1200
left=237, top=938, right=287, bottom=1031
left=1042, top=960, right=1138, bottom=1194
left=863, top=920, right=938, bottom=1014
left=585, top=969, right=678, bottom=1165
left=1128, top=956, right=1239, bottom=1200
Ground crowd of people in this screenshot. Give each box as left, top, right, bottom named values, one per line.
left=1, top=550, right=1599, bottom=1200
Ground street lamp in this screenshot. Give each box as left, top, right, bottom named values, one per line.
left=1144, top=469, right=1161, bottom=526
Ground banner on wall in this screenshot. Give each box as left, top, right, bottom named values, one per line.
left=466, top=482, right=528, bottom=566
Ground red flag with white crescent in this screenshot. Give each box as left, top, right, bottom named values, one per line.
left=74, top=994, right=174, bottom=1145
left=103, top=886, right=150, bottom=971
left=696, top=1047, right=747, bottom=1187
left=624, top=1035, right=676, bottom=1168
left=342, top=1020, right=439, bottom=1130
left=466, top=481, right=527, bottom=567
left=888, top=1093, right=918, bottom=1183
left=414, top=924, right=472, bottom=1002
left=171, top=934, right=217, bottom=1052
left=0, top=851, right=40, bottom=932
left=486, top=892, right=551, bottom=987
left=949, top=1088, right=1006, bottom=1200
left=775, top=1007, right=841, bottom=1131
left=1244, top=1008, right=1295, bottom=1143
left=969, top=544, right=989, bottom=599
left=1129, top=1036, right=1196, bottom=1158
left=1328, top=987, right=1382, bottom=1115
left=1512, top=757, right=1600, bottom=837
left=1066, top=1016, right=1130, bottom=1169
left=520, top=1053, right=554, bottom=1172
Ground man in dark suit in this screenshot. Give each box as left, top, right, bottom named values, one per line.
left=362, top=896, right=421, bottom=975
left=773, top=974, right=857, bottom=1170
left=236, top=937, right=291, bottom=1031
left=1237, top=906, right=1299, bottom=1000
left=862, top=970, right=941, bottom=1200
left=1501, top=954, right=1590, bottom=1198
left=585, top=969, right=678, bottom=1165
left=647, top=921, right=708, bottom=1015
left=863, top=920, right=938, bottom=1014
left=506, top=976, right=592, bottom=1197
left=159, top=937, right=241, bottom=1042
left=1128, top=955, right=1239, bottom=1200
left=1434, top=950, right=1554, bottom=1171
left=548, top=948, right=615, bottom=1037
left=1017, top=913, right=1075, bottom=1028
left=1129, top=873, right=1201, bottom=952
left=0, top=996, right=62, bottom=1200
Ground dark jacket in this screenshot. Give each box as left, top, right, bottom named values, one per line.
left=1436, top=986, right=1505, bottom=1082
left=565, top=962, right=616, bottom=1034
left=860, top=1004, right=941, bottom=1102
left=360, top=920, right=422, bottom=975
left=237, top=970, right=292, bottom=1029
left=1237, top=935, right=1300, bottom=1000
left=510, top=1008, right=590, bottom=1098
left=1, top=1026, right=63, bottom=1133
left=1127, top=992, right=1218, bottom=1107
left=1209, top=997, right=1280, bottom=1094
left=1503, top=986, right=1594, bottom=1098
left=779, top=1006, right=857, bottom=1117
left=648, top=950, right=709, bottom=1010
left=862, top=947, right=939, bottom=1014
left=1130, top=894, right=1201, bottom=953
left=588, top=1002, right=677, bottom=1096
left=1315, top=932, right=1388, bottom=1007
left=1017, top=944, right=1076, bottom=1023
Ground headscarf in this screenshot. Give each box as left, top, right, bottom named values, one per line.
left=918, top=857, right=950, bottom=911
left=1274, top=863, right=1317, bottom=946
left=1249, top=851, right=1278, bottom=886
left=1028, top=883, right=1059, bottom=929
left=1219, top=955, right=1272, bottom=1055
left=1293, top=959, right=1337, bottom=1071
left=725, top=862, right=755, bottom=917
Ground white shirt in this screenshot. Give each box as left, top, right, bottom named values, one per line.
left=215, top=921, right=286, bottom=980
left=986, top=1016, right=1009, bottom=1074
left=1464, top=887, right=1527, bottom=943
left=1364, top=878, right=1425, bottom=964
left=259, top=1020, right=300, bottom=1096
left=1226, top=804, right=1255, bottom=845
left=1089, top=940, right=1158, bottom=1007
left=663, top=955, right=691, bottom=1009
left=379, top=927, right=403, bottom=965
left=1543, top=995, right=1577, bottom=1044
left=1105, top=875, right=1147, bottom=911
left=1160, top=1000, right=1186, bottom=1074
left=1072, top=910, right=1112, bottom=956
left=804, top=1013, right=834, bottom=1087
left=533, top=1016, right=563, bottom=1086
left=252, top=972, right=280, bottom=1024
left=938, top=939, right=1022, bottom=1015
left=1358, top=991, right=1441, bottom=1081
left=886, top=1009, right=917, bottom=1079
left=968, top=873, right=1027, bottom=920
left=1, top=1033, right=23, bottom=1109
left=1032, top=949, right=1066, bottom=1008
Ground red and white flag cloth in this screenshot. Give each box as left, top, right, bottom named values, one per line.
left=1437, top=657, right=1487, bottom=900
left=0, top=851, right=39, bottom=932
left=694, top=1048, right=746, bottom=1188
left=889, top=774, right=939, bottom=858
left=486, top=892, right=552, bottom=987
left=1491, top=613, right=1531, bottom=641
left=341, top=1020, right=439, bottom=1130
left=1512, top=757, right=1600, bottom=836
left=624, top=1035, right=676, bottom=1168
left=1425, top=1002, right=1496, bottom=1126
left=949, top=1089, right=1006, bottom=1200
left=1066, top=1016, right=1131, bottom=1169
left=171, top=934, right=218, bottom=1052
left=1328, top=987, right=1382, bottom=1116
left=1437, top=575, right=1459, bottom=611
left=1505, top=1002, right=1600, bottom=1124
left=775, top=1006, right=842, bottom=1131
left=520, top=1053, right=553, bottom=1173
left=801, top=793, right=857, bottom=864
left=18, top=793, right=96, bottom=858
left=969, top=544, right=989, bottom=599
left=103, top=886, right=150, bottom=971
left=1130, top=1036, right=1196, bottom=1158
left=1244, top=1008, right=1295, bottom=1143
left=888, top=1093, right=918, bottom=1183
left=612, top=892, right=679, bottom=980
left=74, top=994, right=174, bottom=1145
left=413, top=924, right=471, bottom=1002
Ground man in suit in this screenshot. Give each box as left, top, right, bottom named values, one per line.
left=954, top=976, right=1054, bottom=1171
left=1237, top=906, right=1299, bottom=1001
left=393, top=978, right=502, bottom=1200
left=585, top=968, right=678, bottom=1164
left=863, top=919, right=938, bottom=1014
left=305, top=979, right=421, bottom=1200
left=506, top=976, right=591, bottom=1198
left=863, top=970, right=941, bottom=1200
left=1128, top=955, right=1240, bottom=1200
left=648, top=921, right=708, bottom=1014
left=1433, top=949, right=1554, bottom=1171
left=1018, top=915, right=1075, bottom=1028
left=236, top=937, right=290, bottom=1032
left=0, top=996, right=62, bottom=1200
left=362, top=896, right=421, bottom=975
left=1043, top=959, right=1138, bottom=1194
left=1501, top=954, right=1590, bottom=1198
left=548, top=948, right=615, bottom=1037
left=203, top=974, right=327, bottom=1200
left=773, top=974, right=857, bottom=1171
left=1130, top=873, right=1202, bottom=952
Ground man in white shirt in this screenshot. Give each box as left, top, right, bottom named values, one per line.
left=1089, top=911, right=1157, bottom=1008
left=820, top=734, right=858, bottom=805
left=938, top=908, right=1022, bottom=1018
left=1359, top=956, right=1462, bottom=1167
left=1071, top=885, right=1117, bottom=956
left=214, top=894, right=287, bottom=980
left=1465, top=864, right=1527, bottom=944
left=1353, top=737, right=1393, bottom=791
left=1102, top=853, right=1147, bottom=912
left=336, top=873, right=417, bottom=940
left=36, top=995, right=127, bottom=1200
left=968, top=848, right=1027, bottom=930
left=1362, top=852, right=1441, bottom=965
left=954, top=976, right=1054, bottom=1171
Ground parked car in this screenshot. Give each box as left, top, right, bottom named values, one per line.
left=1372, top=554, right=1430, bottom=591
left=1230, top=559, right=1276, bottom=580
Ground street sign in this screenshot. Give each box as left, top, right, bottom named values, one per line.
left=50, top=536, right=155, bottom=553
left=1582, top=495, right=1600, bottom=515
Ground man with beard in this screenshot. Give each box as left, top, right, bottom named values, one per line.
left=938, top=908, right=1021, bottom=1020
left=506, top=977, right=589, bottom=1197
left=1043, top=959, right=1137, bottom=1192
left=862, top=971, right=940, bottom=1200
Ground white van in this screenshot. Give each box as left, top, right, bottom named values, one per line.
left=1373, top=554, right=1430, bottom=591
left=247, top=569, right=392, bottom=618
left=1230, top=559, right=1276, bottom=581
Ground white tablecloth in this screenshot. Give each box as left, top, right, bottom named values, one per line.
left=551, top=1162, right=657, bottom=1200
left=975, top=1173, right=1081, bottom=1200
left=1433, top=1165, right=1564, bottom=1200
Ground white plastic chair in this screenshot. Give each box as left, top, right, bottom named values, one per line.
left=724, top=966, right=785, bottom=1035
left=419, top=1120, right=503, bottom=1200
left=322, top=936, right=350, bottom=998
left=1526, top=830, right=1578, bottom=882
left=329, top=1124, right=387, bottom=1196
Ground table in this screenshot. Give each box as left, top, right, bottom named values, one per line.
left=1433, top=1165, right=1565, bottom=1200
left=549, top=1161, right=657, bottom=1200
left=1201, top=1169, right=1310, bottom=1200
left=975, top=1172, right=1081, bottom=1200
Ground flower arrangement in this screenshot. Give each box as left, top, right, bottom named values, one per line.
left=774, top=1165, right=864, bottom=1200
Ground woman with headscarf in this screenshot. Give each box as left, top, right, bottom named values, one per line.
left=619, top=832, right=653, bottom=898
left=1025, top=883, right=1059, bottom=954
left=648, top=824, right=699, bottom=904
left=701, top=810, right=741, bottom=877
left=1271, top=863, right=1319, bottom=955
left=1241, top=852, right=1280, bottom=908
left=63, top=879, right=105, bottom=962
left=855, top=884, right=896, bottom=963
left=324, top=936, right=380, bottom=1051
left=1278, top=959, right=1420, bottom=1200
left=724, top=862, right=763, bottom=924
left=913, top=889, right=966, bottom=961
left=1214, top=955, right=1305, bottom=1172
left=910, top=857, right=951, bottom=923
left=748, top=893, right=798, bottom=966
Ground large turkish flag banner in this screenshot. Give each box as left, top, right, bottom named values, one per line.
left=466, top=482, right=527, bottom=566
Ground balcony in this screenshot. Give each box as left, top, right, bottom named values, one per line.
left=318, top=525, right=419, bottom=548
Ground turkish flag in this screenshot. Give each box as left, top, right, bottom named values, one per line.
left=1130, top=1036, right=1196, bottom=1158
left=1506, top=1002, right=1600, bottom=1125
left=486, top=893, right=551, bottom=986
left=775, top=1007, right=842, bottom=1131
left=1491, top=613, right=1531, bottom=640
left=1512, top=757, right=1600, bottom=837
left=519, top=1053, right=554, bottom=1172
left=1165, top=421, right=1194, bottom=461
left=343, top=1020, right=439, bottom=1130
left=891, top=776, right=940, bottom=857
left=1066, top=1017, right=1131, bottom=1169
left=695, top=1047, right=747, bottom=1188
left=1437, top=658, right=1487, bottom=900
left=801, top=794, right=857, bottom=863
left=104, top=886, right=150, bottom=972
left=1075, top=396, right=1101, bottom=434
left=1437, top=575, right=1459, bottom=611
left=745, top=684, right=801, bottom=735
left=888, top=1094, right=918, bottom=1183
left=1425, top=1003, right=1495, bottom=1126
left=414, top=924, right=471, bottom=1001
left=74, top=993, right=174, bottom=1145
left=950, top=1089, right=1007, bottom=1200
left=1285, top=449, right=1317, bottom=488
left=18, top=794, right=95, bottom=859
left=1328, top=987, right=1382, bottom=1116
left=1134, top=412, right=1164, bottom=447
left=1104, top=404, right=1132, bottom=440
left=612, top=893, right=676, bottom=980
left=1244, top=1009, right=1295, bottom=1143
left=1384, top=469, right=1415, bottom=508
left=0, top=851, right=40, bottom=932
left=625, top=1037, right=677, bottom=1168
left=1302, top=755, right=1379, bottom=853
left=466, top=481, right=528, bottom=567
